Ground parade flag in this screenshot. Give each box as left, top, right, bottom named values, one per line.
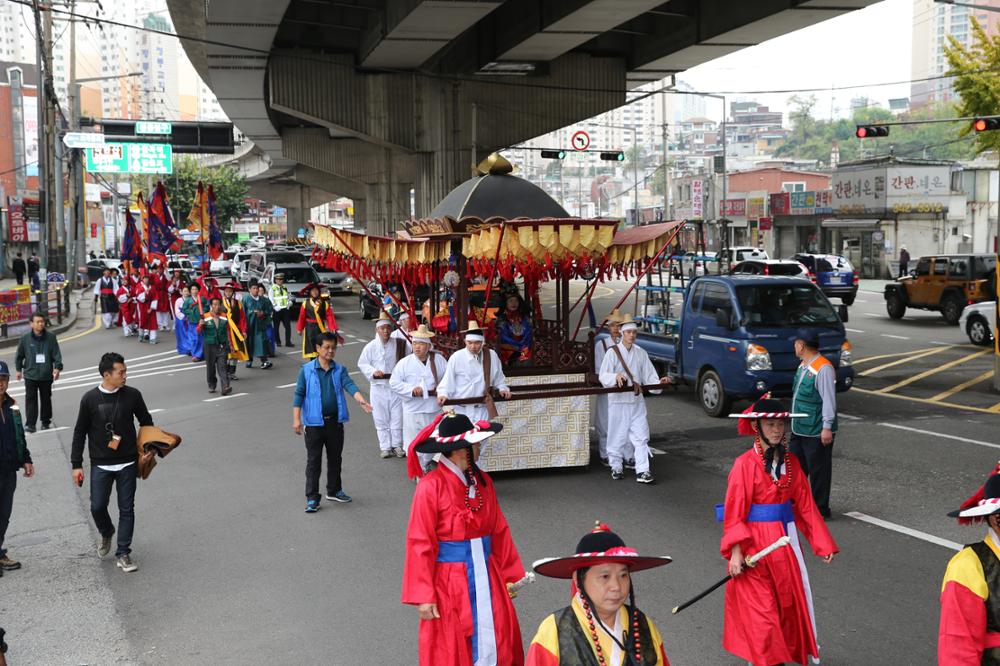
left=186, top=181, right=208, bottom=243
left=122, top=207, right=143, bottom=265
left=136, top=191, right=149, bottom=244
left=207, top=184, right=223, bottom=260
left=147, top=181, right=181, bottom=263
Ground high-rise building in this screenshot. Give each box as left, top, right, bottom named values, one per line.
left=911, top=0, right=1000, bottom=106
left=140, top=13, right=178, bottom=121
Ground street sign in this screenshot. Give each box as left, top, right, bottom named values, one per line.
left=135, top=121, right=172, bottom=135
left=62, top=132, right=105, bottom=149
left=571, top=130, right=590, bottom=151
left=85, top=142, right=173, bottom=174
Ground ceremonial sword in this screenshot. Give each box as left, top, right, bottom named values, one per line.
left=671, top=535, right=792, bottom=615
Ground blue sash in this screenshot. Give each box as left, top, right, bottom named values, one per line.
left=715, top=501, right=793, bottom=524
left=437, top=536, right=495, bottom=665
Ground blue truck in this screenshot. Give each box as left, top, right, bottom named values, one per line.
left=611, top=275, right=855, bottom=416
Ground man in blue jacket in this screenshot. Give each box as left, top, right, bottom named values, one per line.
left=0, top=361, right=33, bottom=572
left=292, top=331, right=372, bottom=513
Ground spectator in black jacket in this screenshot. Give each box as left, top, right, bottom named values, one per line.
left=0, top=360, right=32, bottom=573
left=71, top=352, right=153, bottom=573
left=11, top=254, right=25, bottom=286
left=26, top=255, right=39, bottom=291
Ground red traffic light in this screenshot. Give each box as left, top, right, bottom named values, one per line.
left=856, top=125, right=889, bottom=138
left=973, top=118, right=1000, bottom=132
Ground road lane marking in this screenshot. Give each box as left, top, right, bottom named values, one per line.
left=858, top=346, right=953, bottom=376
left=876, top=349, right=991, bottom=393
left=149, top=409, right=165, bottom=414
left=852, top=386, right=1000, bottom=414
left=276, top=382, right=297, bottom=388
left=845, top=512, right=961, bottom=551
left=845, top=328, right=865, bottom=333
left=58, top=314, right=101, bottom=343
left=880, top=334, right=910, bottom=340
left=878, top=422, right=1000, bottom=450
left=204, top=392, right=248, bottom=402
left=649, top=446, right=667, bottom=455
left=10, top=364, right=203, bottom=396
left=862, top=312, right=882, bottom=317
left=839, top=413, right=861, bottom=420
left=929, top=370, right=996, bottom=402
left=56, top=350, right=179, bottom=378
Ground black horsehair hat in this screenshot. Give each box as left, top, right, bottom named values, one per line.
left=532, top=522, right=672, bottom=579
left=413, top=411, right=502, bottom=456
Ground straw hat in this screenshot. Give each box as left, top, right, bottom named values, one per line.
left=606, top=308, right=624, bottom=324
left=376, top=311, right=394, bottom=327
left=410, top=324, right=435, bottom=341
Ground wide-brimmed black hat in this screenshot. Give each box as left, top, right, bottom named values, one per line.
left=532, top=522, right=672, bottom=579
left=413, top=412, right=502, bottom=456
left=950, top=472, right=1000, bottom=521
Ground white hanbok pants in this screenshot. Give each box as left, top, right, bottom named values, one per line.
left=156, top=311, right=172, bottom=330
left=595, top=394, right=633, bottom=461
left=371, top=384, right=402, bottom=451
left=606, top=399, right=651, bottom=474
left=101, top=312, right=115, bottom=329
left=452, top=403, right=489, bottom=423
left=403, top=411, right=437, bottom=471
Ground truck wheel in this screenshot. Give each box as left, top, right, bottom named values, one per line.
left=698, top=369, right=731, bottom=418
left=942, top=295, right=964, bottom=325
left=886, top=294, right=906, bottom=319
left=968, top=316, right=993, bottom=346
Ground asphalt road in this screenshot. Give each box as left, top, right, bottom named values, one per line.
left=2, top=282, right=999, bottom=665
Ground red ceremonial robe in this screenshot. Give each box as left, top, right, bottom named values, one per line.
left=152, top=274, right=172, bottom=314
left=133, top=283, right=158, bottom=331
left=720, top=447, right=838, bottom=666
left=116, top=285, right=135, bottom=327
left=401, top=462, right=525, bottom=666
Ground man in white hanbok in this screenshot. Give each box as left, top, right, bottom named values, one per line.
left=436, top=322, right=511, bottom=422
left=389, top=324, right=447, bottom=472
left=594, top=309, right=634, bottom=468
left=598, top=314, right=670, bottom=484
left=358, top=313, right=411, bottom=458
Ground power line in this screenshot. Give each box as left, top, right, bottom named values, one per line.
left=0, top=160, right=38, bottom=177
left=7, top=0, right=999, bottom=100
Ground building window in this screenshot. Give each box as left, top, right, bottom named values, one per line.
left=781, top=182, right=806, bottom=193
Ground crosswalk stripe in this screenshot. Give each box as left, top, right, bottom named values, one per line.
left=204, top=392, right=248, bottom=402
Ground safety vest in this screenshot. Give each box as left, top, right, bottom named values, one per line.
left=271, top=284, right=291, bottom=310
left=791, top=354, right=838, bottom=437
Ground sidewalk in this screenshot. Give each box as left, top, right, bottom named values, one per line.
left=0, top=428, right=134, bottom=663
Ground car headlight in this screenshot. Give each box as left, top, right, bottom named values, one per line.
left=839, top=340, right=852, bottom=367
left=746, top=343, right=772, bottom=371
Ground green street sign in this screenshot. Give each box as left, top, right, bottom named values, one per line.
left=85, top=142, right=173, bottom=174
left=135, top=121, right=172, bottom=135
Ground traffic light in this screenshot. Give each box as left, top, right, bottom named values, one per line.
left=540, top=149, right=566, bottom=159
left=600, top=151, right=625, bottom=161
left=855, top=125, right=889, bottom=138
left=973, top=118, right=1000, bottom=132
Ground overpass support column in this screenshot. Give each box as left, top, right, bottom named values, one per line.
left=365, top=180, right=412, bottom=236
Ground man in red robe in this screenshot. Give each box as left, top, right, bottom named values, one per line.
left=115, top=282, right=136, bottom=337
left=939, top=465, right=1000, bottom=664
left=133, top=274, right=159, bottom=344
left=151, top=265, right=172, bottom=331
left=721, top=397, right=838, bottom=666
left=402, top=411, right=526, bottom=666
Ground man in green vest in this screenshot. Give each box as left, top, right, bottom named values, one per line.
left=269, top=273, right=294, bottom=348
left=790, top=330, right=837, bottom=519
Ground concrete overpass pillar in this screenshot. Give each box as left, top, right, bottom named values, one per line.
left=286, top=205, right=307, bottom=241
left=365, top=180, right=411, bottom=236
left=353, top=199, right=367, bottom=232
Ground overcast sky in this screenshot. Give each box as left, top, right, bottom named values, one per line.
left=675, top=0, right=912, bottom=122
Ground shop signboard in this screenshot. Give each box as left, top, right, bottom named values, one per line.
left=814, top=190, right=833, bottom=214
left=790, top=190, right=816, bottom=215
left=746, top=196, right=766, bottom=220
left=769, top=192, right=790, bottom=216
left=6, top=199, right=26, bottom=242
left=832, top=165, right=950, bottom=214
left=721, top=198, right=746, bottom=217
left=691, top=179, right=703, bottom=219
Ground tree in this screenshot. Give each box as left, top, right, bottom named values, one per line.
left=130, top=156, right=249, bottom=229
left=945, top=16, right=1000, bottom=154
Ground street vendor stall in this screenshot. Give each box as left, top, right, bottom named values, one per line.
left=310, top=153, right=685, bottom=471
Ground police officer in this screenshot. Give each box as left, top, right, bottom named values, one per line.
left=269, top=273, right=294, bottom=348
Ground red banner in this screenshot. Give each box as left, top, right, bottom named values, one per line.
left=758, top=217, right=773, bottom=231
left=6, top=201, right=26, bottom=243
left=769, top=192, right=790, bottom=216
left=721, top=199, right=746, bottom=217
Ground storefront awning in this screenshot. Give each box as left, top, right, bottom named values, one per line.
left=820, top=218, right=883, bottom=228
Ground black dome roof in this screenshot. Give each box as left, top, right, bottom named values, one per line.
left=429, top=154, right=569, bottom=221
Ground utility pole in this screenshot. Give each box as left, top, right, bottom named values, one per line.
left=68, top=0, right=81, bottom=276
left=31, top=0, right=49, bottom=271
left=661, top=87, right=670, bottom=220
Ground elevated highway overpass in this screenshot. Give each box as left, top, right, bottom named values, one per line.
left=167, top=0, right=878, bottom=235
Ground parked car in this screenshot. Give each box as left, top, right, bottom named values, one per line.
left=235, top=259, right=251, bottom=285
left=717, top=246, right=769, bottom=270
left=732, top=259, right=810, bottom=279
left=257, top=262, right=320, bottom=316
left=884, top=253, right=997, bottom=324
left=608, top=275, right=853, bottom=416
left=311, top=262, right=354, bottom=295
left=791, top=253, right=859, bottom=305
left=166, top=257, right=196, bottom=281
left=85, top=259, right=111, bottom=282
left=959, top=301, right=996, bottom=346
left=209, top=257, right=233, bottom=276
left=230, top=251, right=254, bottom=279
